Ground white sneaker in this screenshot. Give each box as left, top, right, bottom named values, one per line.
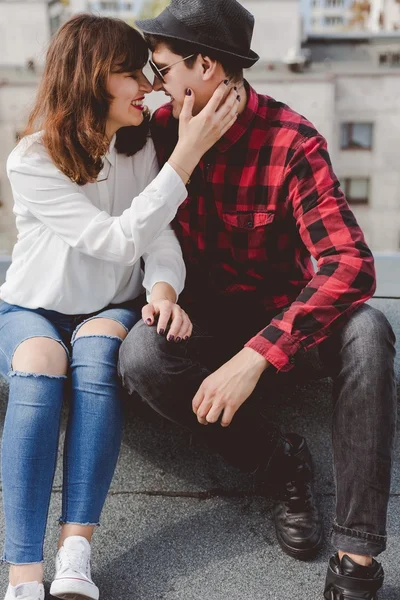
left=4, top=581, right=44, bottom=600
left=50, top=536, right=99, bottom=600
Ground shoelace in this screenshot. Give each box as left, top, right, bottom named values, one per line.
left=61, top=545, right=88, bottom=575
left=284, top=464, right=313, bottom=512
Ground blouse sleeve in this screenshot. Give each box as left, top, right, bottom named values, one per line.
left=140, top=140, right=186, bottom=300
left=7, top=140, right=187, bottom=266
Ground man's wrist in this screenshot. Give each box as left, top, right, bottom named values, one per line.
left=242, top=347, right=270, bottom=375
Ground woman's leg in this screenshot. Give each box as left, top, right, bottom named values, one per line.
left=0, top=305, right=68, bottom=585
left=60, top=308, right=139, bottom=540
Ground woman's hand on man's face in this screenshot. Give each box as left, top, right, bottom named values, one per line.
left=142, top=300, right=193, bottom=342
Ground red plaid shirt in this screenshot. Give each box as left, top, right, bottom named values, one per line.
left=151, top=82, right=376, bottom=372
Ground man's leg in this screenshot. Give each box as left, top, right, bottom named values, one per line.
left=320, top=305, right=396, bottom=598
left=119, top=319, right=322, bottom=558
left=119, top=320, right=281, bottom=471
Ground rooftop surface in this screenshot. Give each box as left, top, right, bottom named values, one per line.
left=0, top=256, right=399, bottom=599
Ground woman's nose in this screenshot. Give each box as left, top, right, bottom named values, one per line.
left=152, top=77, right=163, bottom=92
left=141, top=75, right=153, bottom=94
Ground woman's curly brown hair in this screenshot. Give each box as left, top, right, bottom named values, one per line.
left=24, top=14, right=150, bottom=185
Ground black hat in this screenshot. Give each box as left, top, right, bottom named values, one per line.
left=136, top=0, right=260, bottom=68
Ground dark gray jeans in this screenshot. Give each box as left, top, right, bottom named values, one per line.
left=118, top=304, right=397, bottom=557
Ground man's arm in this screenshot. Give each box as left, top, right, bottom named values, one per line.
left=193, top=134, right=375, bottom=426
left=245, top=133, right=376, bottom=373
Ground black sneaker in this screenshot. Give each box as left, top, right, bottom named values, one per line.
left=324, top=553, right=384, bottom=599
left=273, top=434, right=323, bottom=560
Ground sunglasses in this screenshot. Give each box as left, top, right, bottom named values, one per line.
left=149, top=54, right=195, bottom=84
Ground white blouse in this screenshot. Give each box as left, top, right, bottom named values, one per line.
left=1, top=132, right=188, bottom=314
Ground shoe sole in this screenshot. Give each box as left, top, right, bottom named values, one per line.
left=275, top=525, right=324, bottom=561
left=50, top=578, right=99, bottom=600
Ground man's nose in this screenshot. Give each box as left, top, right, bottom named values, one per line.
left=152, top=77, right=163, bottom=92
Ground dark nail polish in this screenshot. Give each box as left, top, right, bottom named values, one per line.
left=237, top=95, right=241, bottom=101
left=184, top=336, right=189, bottom=341
left=234, top=86, right=237, bottom=91
left=168, top=335, right=175, bottom=342
left=159, top=328, right=165, bottom=335
left=185, top=88, right=192, bottom=96
left=176, top=337, right=182, bottom=343
left=224, top=79, right=229, bottom=85
left=146, top=318, right=152, bottom=324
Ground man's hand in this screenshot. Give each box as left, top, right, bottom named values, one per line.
left=192, top=347, right=269, bottom=427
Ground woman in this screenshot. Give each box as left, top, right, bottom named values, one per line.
left=0, top=13, right=238, bottom=600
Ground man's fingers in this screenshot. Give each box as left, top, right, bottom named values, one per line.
left=196, top=397, right=214, bottom=425
left=221, top=406, right=235, bottom=427
left=179, top=88, right=195, bottom=123
left=192, top=386, right=204, bottom=413
left=205, top=402, right=223, bottom=424
left=142, top=304, right=156, bottom=325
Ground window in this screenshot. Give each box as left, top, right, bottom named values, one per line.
left=324, top=15, right=344, bottom=26
left=326, top=0, right=344, bottom=7
left=341, top=123, right=373, bottom=150
left=379, top=51, right=400, bottom=66
left=49, top=14, right=61, bottom=36
left=344, top=178, right=370, bottom=204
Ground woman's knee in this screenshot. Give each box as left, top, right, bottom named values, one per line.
left=12, top=337, right=68, bottom=376
left=74, top=317, right=128, bottom=341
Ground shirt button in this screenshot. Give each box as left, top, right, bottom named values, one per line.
left=246, top=220, right=253, bottom=228
left=289, top=357, right=296, bottom=365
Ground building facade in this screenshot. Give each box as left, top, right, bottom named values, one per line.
left=306, top=0, right=353, bottom=33
left=68, top=0, right=143, bottom=24
left=1, top=0, right=400, bottom=255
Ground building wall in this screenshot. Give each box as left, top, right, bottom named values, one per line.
left=247, top=70, right=400, bottom=252
left=306, top=0, right=353, bottom=33
left=243, top=0, right=302, bottom=61
left=0, top=1, right=64, bottom=67
left=383, top=0, right=400, bottom=30
left=0, top=2, right=49, bottom=67
left=334, top=72, right=400, bottom=250
left=0, top=81, right=37, bottom=253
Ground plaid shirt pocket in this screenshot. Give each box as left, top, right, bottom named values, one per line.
left=221, top=211, right=276, bottom=263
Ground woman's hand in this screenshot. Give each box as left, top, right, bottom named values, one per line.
left=178, top=81, right=239, bottom=156
left=143, top=282, right=192, bottom=342
left=142, top=300, right=193, bottom=342
left=168, top=81, right=240, bottom=182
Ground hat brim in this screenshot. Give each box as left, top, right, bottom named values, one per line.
left=136, top=17, right=260, bottom=68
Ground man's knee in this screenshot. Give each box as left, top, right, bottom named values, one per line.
left=346, top=305, right=395, bottom=348
left=118, top=321, right=167, bottom=392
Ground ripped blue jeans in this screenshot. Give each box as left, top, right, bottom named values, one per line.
left=0, top=300, right=141, bottom=564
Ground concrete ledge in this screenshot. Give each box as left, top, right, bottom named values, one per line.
left=0, top=260, right=399, bottom=599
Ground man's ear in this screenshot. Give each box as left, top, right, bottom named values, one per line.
left=200, top=55, right=218, bottom=81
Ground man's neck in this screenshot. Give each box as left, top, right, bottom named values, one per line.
left=235, top=81, right=248, bottom=115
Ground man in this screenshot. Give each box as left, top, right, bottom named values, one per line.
left=118, top=1, right=397, bottom=597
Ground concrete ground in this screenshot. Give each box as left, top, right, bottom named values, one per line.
left=0, top=257, right=399, bottom=599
